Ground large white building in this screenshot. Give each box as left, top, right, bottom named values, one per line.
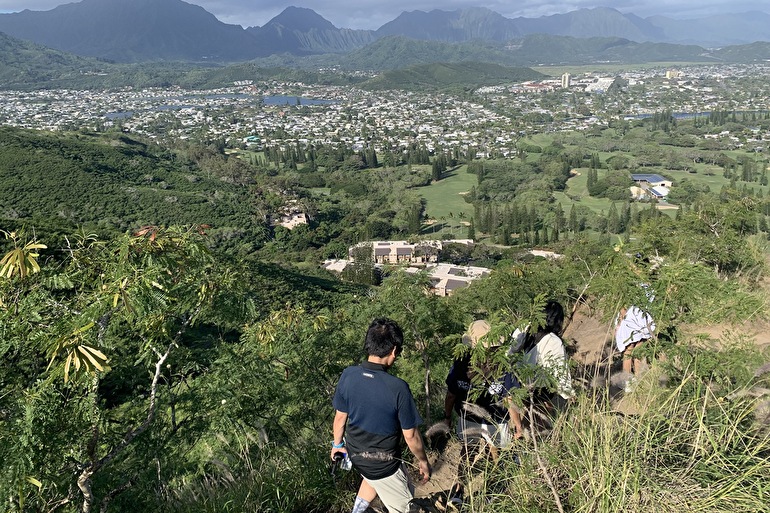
left=350, top=239, right=473, bottom=265
left=407, top=263, right=492, bottom=297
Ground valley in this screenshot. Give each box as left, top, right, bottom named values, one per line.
left=2, top=3, right=770, bottom=513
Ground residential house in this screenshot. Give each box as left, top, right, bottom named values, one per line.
left=631, top=174, right=673, bottom=188
left=421, top=263, right=491, bottom=297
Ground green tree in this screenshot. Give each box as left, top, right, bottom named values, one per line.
left=1, top=226, right=252, bottom=513
left=607, top=202, right=621, bottom=234
left=361, top=272, right=462, bottom=423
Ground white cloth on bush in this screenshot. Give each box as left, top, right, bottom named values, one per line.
left=525, top=332, right=575, bottom=400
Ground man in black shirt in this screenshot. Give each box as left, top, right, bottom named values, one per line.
left=331, top=318, right=431, bottom=513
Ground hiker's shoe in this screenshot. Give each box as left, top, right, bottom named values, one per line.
left=447, top=485, right=464, bottom=511
left=624, top=377, right=638, bottom=393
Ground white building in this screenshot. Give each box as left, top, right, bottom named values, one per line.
left=351, top=239, right=473, bottom=265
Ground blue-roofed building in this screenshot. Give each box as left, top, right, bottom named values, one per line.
left=631, top=174, right=673, bottom=188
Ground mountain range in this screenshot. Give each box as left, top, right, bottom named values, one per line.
left=0, top=0, right=769, bottom=64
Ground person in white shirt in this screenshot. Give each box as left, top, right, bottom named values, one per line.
left=510, top=300, right=575, bottom=414
left=615, top=302, right=655, bottom=391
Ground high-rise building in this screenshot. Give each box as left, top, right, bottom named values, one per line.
left=561, top=72, right=571, bottom=88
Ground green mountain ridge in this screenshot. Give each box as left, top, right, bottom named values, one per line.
left=1, top=2, right=769, bottom=64
left=3, top=26, right=770, bottom=91
left=362, top=61, right=547, bottom=92
left=0, top=31, right=107, bottom=88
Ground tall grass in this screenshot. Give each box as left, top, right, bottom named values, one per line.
left=465, top=356, right=770, bottom=513
left=156, top=342, right=769, bottom=513
left=161, top=437, right=356, bottom=513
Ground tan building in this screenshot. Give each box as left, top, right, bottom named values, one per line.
left=428, top=263, right=491, bottom=297
left=353, top=239, right=473, bottom=265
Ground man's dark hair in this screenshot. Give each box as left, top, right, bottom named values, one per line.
left=364, top=318, right=404, bottom=357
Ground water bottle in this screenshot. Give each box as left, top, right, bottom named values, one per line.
left=340, top=452, right=352, bottom=471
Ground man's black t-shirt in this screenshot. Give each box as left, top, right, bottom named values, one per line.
left=333, top=361, right=422, bottom=480
left=445, top=355, right=516, bottom=424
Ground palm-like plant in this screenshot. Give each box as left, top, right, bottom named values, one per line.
left=46, top=322, right=109, bottom=383
left=0, top=230, right=47, bottom=279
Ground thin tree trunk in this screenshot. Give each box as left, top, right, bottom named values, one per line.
left=422, top=348, right=431, bottom=424
left=76, top=310, right=197, bottom=513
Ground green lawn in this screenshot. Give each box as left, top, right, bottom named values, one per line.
left=417, top=165, right=476, bottom=238
left=524, top=131, right=770, bottom=203
left=665, top=165, right=731, bottom=190
left=558, top=168, right=615, bottom=212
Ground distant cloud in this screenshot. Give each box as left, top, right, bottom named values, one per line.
left=1, top=0, right=768, bottom=29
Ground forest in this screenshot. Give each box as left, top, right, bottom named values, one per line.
left=2, top=106, right=770, bottom=512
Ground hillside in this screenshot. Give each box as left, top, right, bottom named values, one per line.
left=0, top=31, right=108, bottom=88
left=2, top=115, right=770, bottom=512
left=0, top=2, right=769, bottom=64
left=514, top=7, right=664, bottom=42
left=0, top=0, right=261, bottom=62
left=341, top=36, right=523, bottom=70
left=0, top=29, right=741, bottom=91
left=647, top=11, right=770, bottom=47
left=713, top=41, right=770, bottom=62
left=376, top=7, right=522, bottom=42
left=0, top=127, right=264, bottom=247
left=362, top=61, right=546, bottom=91
left=246, top=6, right=376, bottom=55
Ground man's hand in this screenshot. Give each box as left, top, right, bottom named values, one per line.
left=504, top=396, right=523, bottom=440
left=331, top=410, right=348, bottom=461
left=402, top=426, right=430, bottom=485
left=417, top=459, right=431, bottom=484
left=330, top=447, right=346, bottom=461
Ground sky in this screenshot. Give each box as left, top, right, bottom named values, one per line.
left=0, top=0, right=768, bottom=30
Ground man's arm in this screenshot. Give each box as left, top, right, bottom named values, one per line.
left=402, top=427, right=431, bottom=484
left=443, top=391, right=457, bottom=426
left=330, top=410, right=348, bottom=461
left=503, top=395, right=523, bottom=439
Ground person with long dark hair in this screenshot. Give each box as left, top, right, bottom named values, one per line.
left=512, top=300, right=575, bottom=410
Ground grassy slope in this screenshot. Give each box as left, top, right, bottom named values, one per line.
left=417, top=165, right=476, bottom=238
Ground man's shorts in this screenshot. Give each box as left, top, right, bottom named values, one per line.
left=364, top=462, right=414, bottom=513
